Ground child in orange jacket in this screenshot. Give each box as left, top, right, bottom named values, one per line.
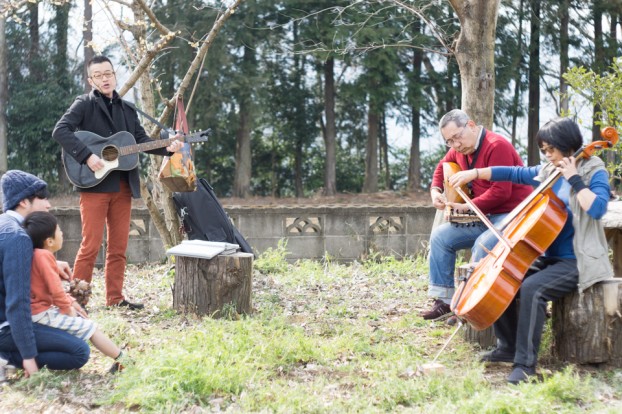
left=24, top=211, right=126, bottom=373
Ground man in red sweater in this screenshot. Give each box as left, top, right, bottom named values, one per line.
left=421, top=109, right=532, bottom=321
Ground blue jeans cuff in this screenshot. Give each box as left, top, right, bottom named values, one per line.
left=428, top=285, right=454, bottom=303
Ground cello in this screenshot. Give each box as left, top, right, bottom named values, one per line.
left=450, top=127, right=619, bottom=331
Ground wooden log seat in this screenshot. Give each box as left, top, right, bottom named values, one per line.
left=553, top=279, right=622, bottom=367
left=172, top=252, right=253, bottom=318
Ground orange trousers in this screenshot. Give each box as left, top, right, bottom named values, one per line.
left=73, top=181, right=132, bottom=306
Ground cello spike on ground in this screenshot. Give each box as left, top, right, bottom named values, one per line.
left=417, top=321, right=464, bottom=376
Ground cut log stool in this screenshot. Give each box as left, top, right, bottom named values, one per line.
left=455, top=264, right=497, bottom=348
left=173, top=252, right=253, bottom=318
left=553, top=279, right=622, bottom=367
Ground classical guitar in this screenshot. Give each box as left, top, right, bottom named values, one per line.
left=62, top=129, right=210, bottom=188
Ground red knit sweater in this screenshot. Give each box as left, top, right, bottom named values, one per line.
left=431, top=129, right=532, bottom=215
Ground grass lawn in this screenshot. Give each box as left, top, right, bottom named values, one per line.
left=1, top=244, right=621, bottom=413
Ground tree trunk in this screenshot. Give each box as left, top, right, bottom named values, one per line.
left=510, top=0, right=525, bottom=146
left=323, top=57, right=337, bottom=196
left=28, top=2, right=41, bottom=81
left=295, top=135, right=304, bottom=197
left=559, top=0, right=569, bottom=115
left=293, top=29, right=304, bottom=198
left=52, top=2, right=70, bottom=87
left=380, top=113, right=390, bottom=190
left=0, top=16, right=8, bottom=175
left=363, top=108, right=379, bottom=193
left=173, top=253, right=253, bottom=318
left=83, top=0, right=94, bottom=93
left=448, top=0, right=499, bottom=128
left=53, top=2, right=73, bottom=193
left=407, top=25, right=422, bottom=192
left=233, top=97, right=252, bottom=198
left=592, top=0, right=604, bottom=141
left=527, top=0, right=541, bottom=166
left=553, top=279, right=622, bottom=367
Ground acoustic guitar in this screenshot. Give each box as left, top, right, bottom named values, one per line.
left=62, top=129, right=210, bottom=188
left=442, top=162, right=480, bottom=226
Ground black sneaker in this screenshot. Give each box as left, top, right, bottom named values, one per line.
left=507, top=364, right=536, bottom=384
left=114, top=300, right=144, bottom=310
left=420, top=299, right=452, bottom=321
left=480, top=348, right=515, bottom=363
left=446, top=315, right=459, bottom=326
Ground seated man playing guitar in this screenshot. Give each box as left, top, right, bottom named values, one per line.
left=421, top=109, right=532, bottom=321
left=53, top=55, right=183, bottom=310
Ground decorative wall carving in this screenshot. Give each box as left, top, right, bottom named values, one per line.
left=285, top=217, right=322, bottom=235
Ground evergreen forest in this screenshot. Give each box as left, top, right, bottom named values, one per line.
left=1, top=0, right=621, bottom=198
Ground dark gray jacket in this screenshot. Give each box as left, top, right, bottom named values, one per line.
left=53, top=90, right=169, bottom=198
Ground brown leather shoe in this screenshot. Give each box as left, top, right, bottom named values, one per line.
left=420, top=299, right=452, bottom=321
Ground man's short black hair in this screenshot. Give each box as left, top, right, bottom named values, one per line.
left=87, top=55, right=113, bottom=69
left=23, top=211, right=58, bottom=249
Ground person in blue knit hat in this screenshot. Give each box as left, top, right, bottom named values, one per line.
left=0, top=170, right=90, bottom=381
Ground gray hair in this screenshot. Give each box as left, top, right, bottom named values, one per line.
left=439, top=109, right=470, bottom=130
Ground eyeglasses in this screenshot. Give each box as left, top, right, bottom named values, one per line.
left=90, top=71, right=115, bottom=81
left=444, top=127, right=466, bottom=147
left=540, top=145, right=556, bottom=155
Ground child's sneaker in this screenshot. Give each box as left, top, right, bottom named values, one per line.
left=108, top=360, right=124, bottom=374
left=108, top=350, right=131, bottom=374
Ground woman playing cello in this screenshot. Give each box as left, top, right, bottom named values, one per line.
left=449, top=117, right=613, bottom=384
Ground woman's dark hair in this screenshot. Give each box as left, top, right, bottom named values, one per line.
left=23, top=211, right=58, bottom=249
left=536, top=117, right=583, bottom=155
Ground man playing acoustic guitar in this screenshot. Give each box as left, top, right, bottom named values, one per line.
left=421, top=109, right=532, bottom=321
left=53, top=55, right=183, bottom=310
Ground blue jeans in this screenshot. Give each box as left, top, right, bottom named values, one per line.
left=428, top=213, right=507, bottom=303
left=0, top=323, right=90, bottom=370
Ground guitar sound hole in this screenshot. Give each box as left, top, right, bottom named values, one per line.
left=102, top=146, right=119, bottom=162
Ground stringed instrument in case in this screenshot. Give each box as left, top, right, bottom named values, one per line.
left=451, top=127, right=619, bottom=331
left=62, top=129, right=210, bottom=188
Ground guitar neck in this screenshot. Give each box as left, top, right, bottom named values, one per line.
left=118, top=137, right=182, bottom=156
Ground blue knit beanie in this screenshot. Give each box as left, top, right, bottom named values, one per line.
left=1, top=170, right=48, bottom=212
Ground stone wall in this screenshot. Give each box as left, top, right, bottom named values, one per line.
left=53, top=207, right=168, bottom=265
left=49, top=200, right=622, bottom=269
left=51, top=204, right=438, bottom=264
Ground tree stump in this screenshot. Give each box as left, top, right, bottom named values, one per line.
left=455, top=265, right=497, bottom=348
left=173, top=252, right=253, bottom=318
left=553, top=279, right=622, bottom=367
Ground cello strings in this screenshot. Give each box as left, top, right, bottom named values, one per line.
left=454, top=186, right=512, bottom=250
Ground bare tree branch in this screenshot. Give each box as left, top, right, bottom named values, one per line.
left=134, top=0, right=170, bottom=35
left=158, top=0, right=243, bottom=125
left=384, top=0, right=452, bottom=52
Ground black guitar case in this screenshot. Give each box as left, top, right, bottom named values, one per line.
left=172, top=178, right=254, bottom=255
